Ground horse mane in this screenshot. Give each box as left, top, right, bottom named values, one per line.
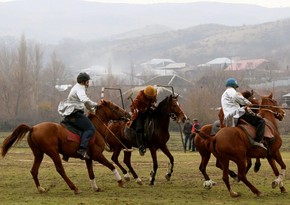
left=154, top=95, right=172, bottom=114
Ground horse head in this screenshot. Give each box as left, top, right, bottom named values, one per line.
left=260, top=93, right=285, bottom=121
left=167, top=94, right=187, bottom=123
left=90, top=99, right=131, bottom=123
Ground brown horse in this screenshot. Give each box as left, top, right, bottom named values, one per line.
left=106, top=94, right=187, bottom=185
left=1, top=99, right=131, bottom=194
left=195, top=90, right=261, bottom=185
left=199, top=93, right=286, bottom=197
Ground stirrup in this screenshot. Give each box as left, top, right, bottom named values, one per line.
left=253, top=141, right=267, bottom=150
left=123, top=148, right=134, bottom=152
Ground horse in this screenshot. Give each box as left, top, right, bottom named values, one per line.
left=1, top=99, right=131, bottom=194
left=106, top=94, right=187, bottom=185
left=195, top=90, right=262, bottom=185
left=198, top=93, right=286, bottom=197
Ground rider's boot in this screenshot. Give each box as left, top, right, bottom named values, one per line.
left=77, top=147, right=90, bottom=160
left=136, top=132, right=146, bottom=156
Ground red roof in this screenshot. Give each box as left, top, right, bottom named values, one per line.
left=225, top=59, right=269, bottom=71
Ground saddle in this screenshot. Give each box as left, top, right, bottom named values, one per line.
left=124, top=115, right=154, bottom=144
left=60, top=118, right=95, bottom=145
left=210, top=120, right=221, bottom=135
left=237, top=119, right=275, bottom=142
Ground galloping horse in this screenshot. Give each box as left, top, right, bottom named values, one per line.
left=106, top=94, right=187, bottom=185
left=195, top=90, right=261, bottom=184
left=199, top=93, right=286, bottom=197
left=1, top=99, right=131, bottom=194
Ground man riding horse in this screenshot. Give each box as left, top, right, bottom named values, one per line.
left=128, top=85, right=157, bottom=156
left=58, top=72, right=98, bottom=160
left=221, top=78, right=266, bottom=149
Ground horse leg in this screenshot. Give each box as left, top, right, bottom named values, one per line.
left=95, top=153, right=124, bottom=188
left=198, top=151, right=217, bottom=186
left=160, top=145, right=174, bottom=181
left=149, top=147, right=158, bottom=186
left=111, top=147, right=130, bottom=181
left=245, top=157, right=252, bottom=174
left=123, top=150, right=142, bottom=185
left=236, top=159, right=262, bottom=196
left=30, top=151, right=46, bottom=193
left=216, top=158, right=239, bottom=182
left=221, top=159, right=240, bottom=197
left=199, top=150, right=211, bottom=180
left=267, top=152, right=287, bottom=193
left=48, top=152, right=81, bottom=194
left=254, top=158, right=261, bottom=173
left=85, top=159, right=101, bottom=192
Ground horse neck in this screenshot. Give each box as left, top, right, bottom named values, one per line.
left=95, top=108, right=111, bottom=124
left=154, top=105, right=171, bottom=129
left=260, top=110, right=278, bottom=129
left=90, top=114, right=110, bottom=137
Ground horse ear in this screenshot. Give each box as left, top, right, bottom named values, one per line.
left=269, top=92, right=273, bottom=99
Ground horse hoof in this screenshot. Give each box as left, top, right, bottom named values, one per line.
left=272, top=181, right=278, bottom=189
left=93, top=187, right=102, bottom=192
left=118, top=180, right=125, bottom=188
left=124, top=173, right=131, bottom=182
left=230, top=191, right=240, bottom=198
left=135, top=177, right=143, bottom=185
left=165, top=174, right=171, bottom=181
left=233, top=177, right=240, bottom=183
left=256, top=191, right=263, bottom=197
left=37, top=186, right=47, bottom=193
left=280, top=187, right=287, bottom=193
left=74, top=189, right=82, bottom=194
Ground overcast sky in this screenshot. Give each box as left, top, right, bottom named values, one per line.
left=0, top=0, right=290, bottom=8
left=85, top=0, right=290, bottom=8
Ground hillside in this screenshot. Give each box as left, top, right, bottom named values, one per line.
left=53, top=18, right=290, bottom=70
left=1, top=0, right=290, bottom=43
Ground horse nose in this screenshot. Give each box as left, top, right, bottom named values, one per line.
left=181, top=116, right=186, bottom=123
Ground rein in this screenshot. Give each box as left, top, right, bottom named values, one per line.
left=252, top=104, right=290, bottom=110
left=94, top=114, right=130, bottom=150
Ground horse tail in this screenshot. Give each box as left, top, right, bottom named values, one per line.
left=1, top=124, right=32, bottom=157
left=195, top=130, right=216, bottom=142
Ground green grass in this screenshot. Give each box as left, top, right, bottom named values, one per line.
left=0, top=132, right=290, bottom=205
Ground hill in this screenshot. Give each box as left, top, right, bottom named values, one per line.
left=1, top=0, right=290, bottom=43
left=52, top=19, right=290, bottom=70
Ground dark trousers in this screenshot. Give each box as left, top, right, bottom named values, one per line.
left=240, top=112, right=265, bottom=142
left=135, top=112, right=146, bottom=147
left=65, top=110, right=95, bottom=149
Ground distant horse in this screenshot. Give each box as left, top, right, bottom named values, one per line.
left=106, top=94, right=187, bottom=185
left=199, top=93, right=286, bottom=197
left=1, top=99, right=131, bottom=194
left=195, top=90, right=261, bottom=184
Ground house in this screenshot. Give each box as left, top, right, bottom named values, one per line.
left=140, top=59, right=188, bottom=76
left=225, top=59, right=269, bottom=71
left=199, top=57, right=232, bottom=69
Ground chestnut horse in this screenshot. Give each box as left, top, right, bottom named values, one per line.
left=106, top=94, right=187, bottom=185
left=199, top=93, right=286, bottom=197
left=1, top=99, right=131, bottom=194
left=195, top=90, right=261, bottom=185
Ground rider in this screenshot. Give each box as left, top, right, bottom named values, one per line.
left=129, top=85, right=157, bottom=156
left=221, top=78, right=266, bottom=150
left=58, top=72, right=98, bottom=160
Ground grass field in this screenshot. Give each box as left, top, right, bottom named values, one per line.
left=0, top=132, right=289, bottom=205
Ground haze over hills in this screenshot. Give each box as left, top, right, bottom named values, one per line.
left=1, top=0, right=290, bottom=43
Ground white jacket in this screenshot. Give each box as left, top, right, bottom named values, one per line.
left=221, top=87, right=250, bottom=127
left=58, top=83, right=98, bottom=116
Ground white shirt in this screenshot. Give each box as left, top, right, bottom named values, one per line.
left=58, top=83, right=98, bottom=116
left=221, top=87, right=250, bottom=127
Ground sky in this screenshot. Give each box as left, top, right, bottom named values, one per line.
left=0, top=0, right=290, bottom=8
left=86, top=0, right=290, bottom=8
